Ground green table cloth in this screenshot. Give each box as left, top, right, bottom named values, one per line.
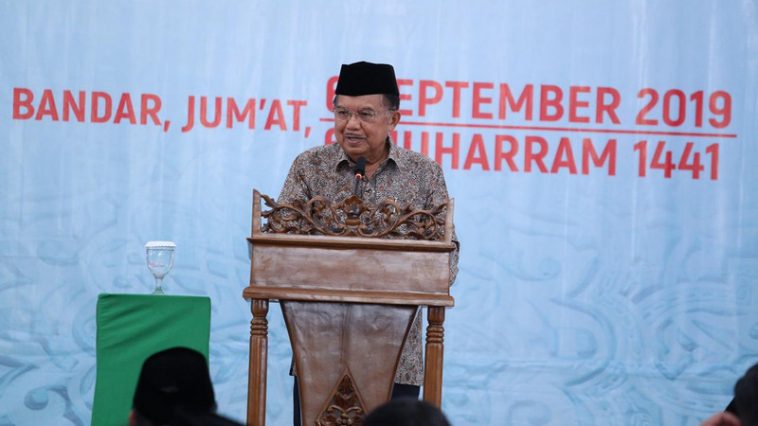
left=91, top=293, right=211, bottom=426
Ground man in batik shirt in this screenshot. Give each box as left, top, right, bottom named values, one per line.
left=277, top=61, right=459, bottom=425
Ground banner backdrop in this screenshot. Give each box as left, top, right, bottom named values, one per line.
left=1, top=1, right=757, bottom=425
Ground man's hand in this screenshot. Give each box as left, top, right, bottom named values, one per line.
left=700, top=411, right=741, bottom=426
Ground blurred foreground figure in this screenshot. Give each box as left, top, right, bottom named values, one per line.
left=362, top=399, right=452, bottom=426
left=701, top=362, right=758, bottom=426
left=130, top=346, right=242, bottom=426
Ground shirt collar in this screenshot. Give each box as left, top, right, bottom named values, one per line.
left=385, top=139, right=402, bottom=170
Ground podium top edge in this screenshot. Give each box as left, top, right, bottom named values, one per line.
left=247, top=233, right=457, bottom=252
left=243, top=286, right=454, bottom=307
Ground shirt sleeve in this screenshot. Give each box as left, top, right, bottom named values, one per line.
left=426, top=162, right=460, bottom=286
left=277, top=153, right=310, bottom=204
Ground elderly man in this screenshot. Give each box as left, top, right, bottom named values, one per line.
left=277, top=61, right=459, bottom=425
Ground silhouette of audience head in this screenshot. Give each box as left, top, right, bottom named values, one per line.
left=704, top=362, right=758, bottom=426
left=130, top=346, right=218, bottom=426
left=363, top=399, right=451, bottom=426
left=732, top=362, right=758, bottom=426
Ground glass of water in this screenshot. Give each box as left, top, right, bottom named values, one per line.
left=145, top=241, right=175, bottom=295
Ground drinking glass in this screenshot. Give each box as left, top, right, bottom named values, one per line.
left=145, top=241, right=175, bottom=295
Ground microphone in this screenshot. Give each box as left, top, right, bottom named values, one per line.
left=353, top=157, right=366, bottom=197
left=354, top=157, right=366, bottom=179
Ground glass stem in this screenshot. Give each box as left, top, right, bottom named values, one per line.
left=154, top=277, right=164, bottom=295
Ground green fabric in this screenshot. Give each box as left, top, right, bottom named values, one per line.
left=91, top=294, right=211, bottom=426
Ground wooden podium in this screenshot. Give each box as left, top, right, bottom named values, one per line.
left=243, top=190, right=455, bottom=426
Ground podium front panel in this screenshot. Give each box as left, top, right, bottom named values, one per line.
left=251, top=244, right=449, bottom=294
left=282, top=301, right=416, bottom=426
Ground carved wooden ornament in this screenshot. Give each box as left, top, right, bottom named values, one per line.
left=315, top=369, right=366, bottom=426
left=260, top=193, right=448, bottom=241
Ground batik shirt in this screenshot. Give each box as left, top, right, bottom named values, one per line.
left=277, top=140, right=459, bottom=385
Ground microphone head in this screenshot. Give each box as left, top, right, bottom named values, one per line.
left=354, top=157, right=367, bottom=178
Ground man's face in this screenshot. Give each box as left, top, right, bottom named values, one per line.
left=333, top=94, right=400, bottom=163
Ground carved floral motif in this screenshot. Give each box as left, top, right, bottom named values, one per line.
left=316, top=373, right=365, bottom=426
left=260, top=193, right=448, bottom=240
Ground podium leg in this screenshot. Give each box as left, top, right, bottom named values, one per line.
left=247, top=299, right=269, bottom=426
left=422, top=306, right=445, bottom=407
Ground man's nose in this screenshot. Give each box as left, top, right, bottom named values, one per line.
left=345, top=112, right=362, bottom=127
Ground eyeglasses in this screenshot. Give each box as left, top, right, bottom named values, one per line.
left=333, top=107, right=393, bottom=124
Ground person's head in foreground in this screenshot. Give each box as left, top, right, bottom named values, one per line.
left=130, top=346, right=217, bottom=426
left=362, top=399, right=452, bottom=426
left=701, top=362, right=758, bottom=426
left=732, top=362, right=758, bottom=425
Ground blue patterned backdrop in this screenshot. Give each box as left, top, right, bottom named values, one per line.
left=1, top=1, right=757, bottom=425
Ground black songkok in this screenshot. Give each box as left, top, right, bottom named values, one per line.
left=132, top=347, right=216, bottom=424
left=335, top=61, right=400, bottom=96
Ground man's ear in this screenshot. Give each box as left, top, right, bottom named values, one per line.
left=128, top=409, right=137, bottom=426
left=389, top=110, right=401, bottom=129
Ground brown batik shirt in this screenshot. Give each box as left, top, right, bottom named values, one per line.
left=277, top=139, right=459, bottom=386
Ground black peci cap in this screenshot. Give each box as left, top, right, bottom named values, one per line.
left=132, top=347, right=216, bottom=424
left=335, top=61, right=400, bottom=96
